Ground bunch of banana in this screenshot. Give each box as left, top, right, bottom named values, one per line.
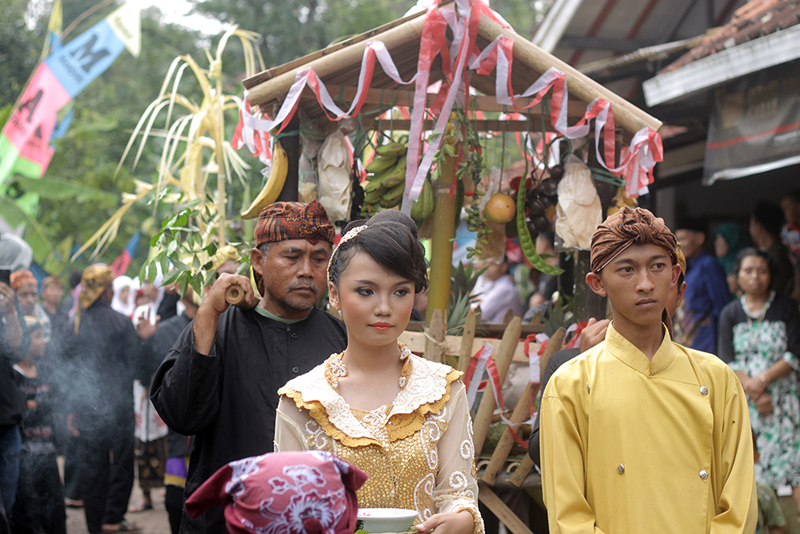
left=361, top=142, right=408, bottom=216
left=241, top=141, right=288, bottom=219
left=410, top=177, right=434, bottom=224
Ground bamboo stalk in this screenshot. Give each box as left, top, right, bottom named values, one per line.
left=472, top=317, right=522, bottom=456
left=481, top=383, right=534, bottom=485
left=507, top=328, right=566, bottom=485
left=477, top=14, right=662, bottom=135
left=457, top=310, right=477, bottom=372
left=304, top=85, right=588, bottom=115
left=478, top=484, right=535, bottom=534
left=425, top=150, right=459, bottom=323
left=508, top=455, right=535, bottom=487
left=426, top=309, right=445, bottom=363
left=540, top=327, right=566, bottom=375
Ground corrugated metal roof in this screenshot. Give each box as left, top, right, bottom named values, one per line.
left=662, top=0, right=800, bottom=72
left=534, top=0, right=746, bottom=69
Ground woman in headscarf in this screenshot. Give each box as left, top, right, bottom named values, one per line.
left=111, top=276, right=138, bottom=318
left=713, top=221, right=751, bottom=295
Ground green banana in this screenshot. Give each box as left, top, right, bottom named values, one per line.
left=375, top=142, right=407, bottom=157
left=366, top=171, right=392, bottom=185
left=363, top=186, right=386, bottom=204
left=381, top=181, right=406, bottom=207
left=411, top=178, right=435, bottom=223
left=382, top=155, right=407, bottom=187
left=365, top=155, right=398, bottom=173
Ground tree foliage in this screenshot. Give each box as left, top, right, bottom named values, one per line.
left=191, top=0, right=416, bottom=67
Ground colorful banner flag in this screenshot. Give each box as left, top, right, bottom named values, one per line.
left=111, top=232, right=141, bottom=277
left=0, top=2, right=141, bottom=186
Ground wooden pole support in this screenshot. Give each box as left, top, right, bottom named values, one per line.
left=457, top=310, right=477, bottom=372
left=472, top=317, right=522, bottom=456
left=481, top=382, right=533, bottom=485
left=478, top=484, right=536, bottom=534
left=508, top=455, right=535, bottom=487
left=539, top=327, right=566, bottom=378
left=426, top=151, right=459, bottom=323
left=426, top=309, right=445, bottom=363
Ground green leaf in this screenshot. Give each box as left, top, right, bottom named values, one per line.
left=162, top=268, right=183, bottom=286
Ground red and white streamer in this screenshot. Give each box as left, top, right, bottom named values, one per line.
left=233, top=0, right=663, bottom=202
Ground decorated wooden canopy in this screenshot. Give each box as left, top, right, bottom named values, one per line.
left=232, top=0, right=665, bottom=326
left=235, top=0, right=664, bottom=208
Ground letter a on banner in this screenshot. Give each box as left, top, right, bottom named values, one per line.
left=0, top=64, right=71, bottom=183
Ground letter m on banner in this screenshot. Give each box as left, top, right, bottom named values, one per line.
left=45, top=19, right=126, bottom=98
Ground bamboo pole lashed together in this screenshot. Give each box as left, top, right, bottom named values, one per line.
left=480, top=382, right=534, bottom=485
left=472, top=317, right=522, bottom=456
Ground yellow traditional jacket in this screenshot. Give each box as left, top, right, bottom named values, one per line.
left=276, top=352, right=484, bottom=534
left=541, top=324, right=756, bottom=534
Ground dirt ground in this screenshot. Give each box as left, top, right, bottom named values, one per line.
left=62, top=458, right=172, bottom=534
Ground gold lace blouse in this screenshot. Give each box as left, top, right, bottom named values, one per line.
left=276, top=352, right=484, bottom=534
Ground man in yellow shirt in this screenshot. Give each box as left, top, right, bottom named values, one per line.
left=540, top=207, right=756, bottom=534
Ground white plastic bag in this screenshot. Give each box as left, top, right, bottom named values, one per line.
left=317, top=131, right=352, bottom=221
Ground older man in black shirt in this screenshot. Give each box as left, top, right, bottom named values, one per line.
left=151, top=200, right=347, bottom=534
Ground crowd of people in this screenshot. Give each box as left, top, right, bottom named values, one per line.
left=0, top=190, right=798, bottom=534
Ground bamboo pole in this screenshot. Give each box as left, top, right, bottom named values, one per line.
left=457, top=310, right=477, bottom=372
left=477, top=15, right=662, bottom=135
left=478, top=484, right=535, bottom=534
left=508, top=455, right=535, bottom=487
left=481, top=382, right=534, bottom=485
left=426, top=309, right=445, bottom=363
left=472, top=317, right=522, bottom=456
left=425, top=150, right=460, bottom=323
left=245, top=15, right=428, bottom=109
left=507, top=327, right=566, bottom=485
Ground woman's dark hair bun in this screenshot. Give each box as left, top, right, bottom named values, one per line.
left=367, top=210, right=419, bottom=239
left=342, top=219, right=367, bottom=235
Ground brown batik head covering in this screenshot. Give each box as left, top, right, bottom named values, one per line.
left=42, top=275, right=62, bottom=289
left=254, top=200, right=335, bottom=247
left=75, top=264, right=113, bottom=333
left=252, top=200, right=335, bottom=294
left=10, top=270, right=37, bottom=290
left=590, top=207, right=679, bottom=337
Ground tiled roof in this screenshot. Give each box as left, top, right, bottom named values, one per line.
left=662, top=0, right=800, bottom=72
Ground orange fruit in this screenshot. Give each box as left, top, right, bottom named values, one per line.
left=484, top=193, right=516, bottom=224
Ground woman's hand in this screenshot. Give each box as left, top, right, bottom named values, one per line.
left=415, top=511, right=473, bottom=534
left=743, top=374, right=768, bottom=400
left=755, top=393, right=774, bottom=416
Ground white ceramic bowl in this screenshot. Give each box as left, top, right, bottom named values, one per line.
left=356, top=508, right=418, bottom=533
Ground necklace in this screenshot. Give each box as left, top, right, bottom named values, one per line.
left=325, top=344, right=412, bottom=390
